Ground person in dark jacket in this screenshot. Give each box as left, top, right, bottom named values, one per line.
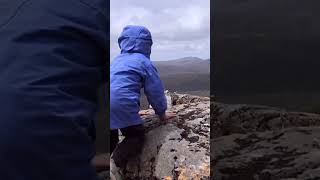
left=110, top=25, right=175, bottom=178
left=0, top=0, right=107, bottom=179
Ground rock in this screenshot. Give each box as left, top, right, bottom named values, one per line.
left=165, top=90, right=173, bottom=109
left=91, top=153, right=109, bottom=180
left=211, top=102, right=320, bottom=180
left=115, top=93, right=210, bottom=180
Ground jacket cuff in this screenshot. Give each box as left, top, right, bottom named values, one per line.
left=155, top=107, right=166, bottom=116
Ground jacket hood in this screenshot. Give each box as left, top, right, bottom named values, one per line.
left=118, top=25, right=153, bottom=58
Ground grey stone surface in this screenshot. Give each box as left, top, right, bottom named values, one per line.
left=211, top=102, right=320, bottom=180
left=117, top=93, right=210, bottom=180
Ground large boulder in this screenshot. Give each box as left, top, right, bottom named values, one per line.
left=211, top=102, right=320, bottom=180
left=117, top=93, right=210, bottom=180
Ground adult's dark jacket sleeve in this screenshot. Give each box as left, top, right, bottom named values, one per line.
left=0, top=0, right=107, bottom=179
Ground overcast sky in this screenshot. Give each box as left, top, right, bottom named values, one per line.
left=110, top=0, right=210, bottom=61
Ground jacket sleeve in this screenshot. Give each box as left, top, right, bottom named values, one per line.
left=79, top=0, right=108, bottom=84
left=143, top=62, right=167, bottom=115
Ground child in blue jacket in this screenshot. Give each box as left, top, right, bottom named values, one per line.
left=110, top=25, right=175, bottom=173
left=0, top=0, right=107, bottom=180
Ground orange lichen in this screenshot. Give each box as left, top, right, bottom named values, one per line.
left=199, top=163, right=210, bottom=176
left=173, top=163, right=210, bottom=180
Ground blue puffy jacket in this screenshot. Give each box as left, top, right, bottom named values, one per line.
left=0, top=0, right=107, bottom=179
left=110, top=25, right=167, bottom=130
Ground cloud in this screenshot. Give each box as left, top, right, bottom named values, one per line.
left=110, top=0, right=210, bottom=61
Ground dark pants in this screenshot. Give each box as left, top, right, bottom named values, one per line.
left=110, top=124, right=145, bottom=168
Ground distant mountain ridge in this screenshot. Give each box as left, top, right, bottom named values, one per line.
left=154, top=57, right=210, bottom=75
left=153, top=57, right=210, bottom=92
left=140, top=57, right=210, bottom=109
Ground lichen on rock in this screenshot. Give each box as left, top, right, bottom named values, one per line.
left=116, top=92, right=210, bottom=180
left=211, top=102, right=320, bottom=180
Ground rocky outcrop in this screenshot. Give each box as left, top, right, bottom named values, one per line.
left=91, top=153, right=109, bottom=180
left=211, top=102, right=320, bottom=180
left=117, top=93, right=210, bottom=180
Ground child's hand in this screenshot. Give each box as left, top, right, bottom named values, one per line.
left=138, top=110, right=153, bottom=116
left=159, top=111, right=176, bottom=122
